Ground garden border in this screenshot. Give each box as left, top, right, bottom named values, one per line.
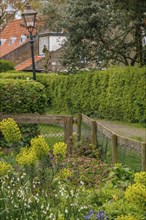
left=0, top=113, right=145, bottom=171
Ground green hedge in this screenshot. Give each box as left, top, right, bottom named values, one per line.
left=0, top=79, right=47, bottom=147
left=0, top=67, right=145, bottom=123
left=0, top=60, right=15, bottom=72
left=36, top=67, right=145, bottom=123
left=0, top=79, right=47, bottom=113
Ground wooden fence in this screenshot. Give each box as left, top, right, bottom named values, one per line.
left=0, top=113, right=73, bottom=154
left=0, top=113, right=146, bottom=171
left=77, top=114, right=146, bottom=171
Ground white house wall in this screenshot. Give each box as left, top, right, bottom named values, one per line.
left=49, top=36, right=67, bottom=52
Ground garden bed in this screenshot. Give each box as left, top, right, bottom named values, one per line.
left=0, top=118, right=145, bottom=220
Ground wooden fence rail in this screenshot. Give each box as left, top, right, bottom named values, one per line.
left=0, top=113, right=73, bottom=154
left=0, top=113, right=146, bottom=171
left=77, top=114, right=146, bottom=171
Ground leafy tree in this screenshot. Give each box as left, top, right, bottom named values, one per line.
left=23, top=0, right=146, bottom=69
left=115, top=0, right=146, bottom=65
left=61, top=0, right=146, bottom=70
left=36, top=0, right=68, bottom=32
left=0, top=0, right=38, bottom=30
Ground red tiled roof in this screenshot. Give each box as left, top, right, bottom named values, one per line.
left=0, top=18, right=36, bottom=58
left=15, top=56, right=43, bottom=71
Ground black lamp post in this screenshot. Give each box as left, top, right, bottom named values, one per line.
left=22, top=5, right=37, bottom=80
left=143, top=12, right=146, bottom=65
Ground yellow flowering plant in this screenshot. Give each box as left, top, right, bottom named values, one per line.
left=16, top=136, right=50, bottom=166
left=134, top=171, right=146, bottom=186
left=125, top=172, right=146, bottom=210
left=30, top=135, right=50, bottom=159
left=0, top=118, right=21, bottom=143
left=125, top=183, right=146, bottom=209
left=16, top=147, right=38, bottom=166
left=58, top=168, right=72, bottom=179
left=53, top=142, right=67, bottom=160
left=0, top=161, right=13, bottom=176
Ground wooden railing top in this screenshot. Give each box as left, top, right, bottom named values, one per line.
left=82, top=114, right=144, bottom=150
left=0, top=113, right=72, bottom=125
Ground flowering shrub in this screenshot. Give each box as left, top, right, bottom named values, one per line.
left=16, top=136, right=50, bottom=166
left=134, top=171, right=146, bottom=185
left=30, top=135, right=50, bottom=158
left=0, top=172, right=90, bottom=220
left=125, top=172, right=146, bottom=210
left=0, top=118, right=21, bottom=143
left=53, top=142, right=67, bottom=159
left=16, top=147, right=38, bottom=165
left=0, top=119, right=145, bottom=220
left=125, top=183, right=146, bottom=207
left=96, top=170, right=146, bottom=220
left=58, top=168, right=72, bottom=179
left=0, top=161, right=13, bottom=176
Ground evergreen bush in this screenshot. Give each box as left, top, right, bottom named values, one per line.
left=0, top=60, right=15, bottom=72
left=38, top=67, right=146, bottom=123
left=0, top=79, right=47, bottom=147
left=0, top=79, right=47, bottom=113
left=0, top=67, right=145, bottom=123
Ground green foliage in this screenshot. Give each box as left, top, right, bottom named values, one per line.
left=19, top=124, right=40, bottom=147
left=0, top=79, right=47, bottom=113
left=125, top=172, right=146, bottom=210
left=0, top=161, right=13, bottom=176
left=16, top=135, right=50, bottom=165
left=105, top=163, right=134, bottom=188
left=0, top=118, right=21, bottom=143
left=0, top=60, right=15, bottom=72
left=0, top=72, right=34, bottom=79
left=96, top=169, right=146, bottom=220
left=0, top=67, right=145, bottom=123
left=0, top=79, right=47, bottom=147
left=38, top=66, right=145, bottom=123
left=0, top=120, right=145, bottom=219
left=115, top=215, right=138, bottom=220
left=53, top=142, right=67, bottom=160
left=0, top=124, right=92, bottom=219
left=60, top=0, right=146, bottom=68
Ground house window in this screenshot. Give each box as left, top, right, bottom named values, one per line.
left=9, top=37, right=17, bottom=45
left=0, top=39, right=6, bottom=45
left=20, top=35, right=27, bottom=43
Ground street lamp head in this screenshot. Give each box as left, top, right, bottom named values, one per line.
left=22, top=5, right=37, bottom=34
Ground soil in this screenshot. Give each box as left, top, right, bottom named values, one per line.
left=96, top=119, right=146, bottom=142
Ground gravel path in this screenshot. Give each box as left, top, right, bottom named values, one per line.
left=96, top=119, right=146, bottom=142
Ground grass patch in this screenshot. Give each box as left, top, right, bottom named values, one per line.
left=96, top=118, right=146, bottom=129
left=39, top=124, right=64, bottom=134
left=130, top=136, right=144, bottom=142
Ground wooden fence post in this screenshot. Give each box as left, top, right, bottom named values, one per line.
left=91, top=120, right=97, bottom=147
left=141, top=142, right=146, bottom=171
left=64, top=116, right=73, bottom=155
left=77, top=113, right=82, bottom=141
left=112, top=134, right=118, bottom=164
